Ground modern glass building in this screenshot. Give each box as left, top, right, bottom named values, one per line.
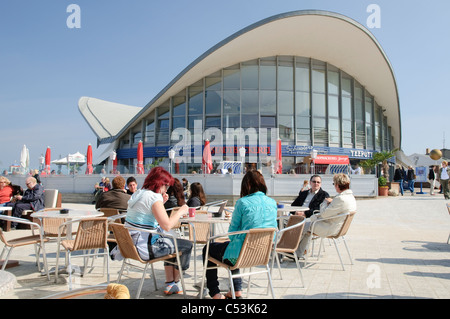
left=79, top=10, right=401, bottom=174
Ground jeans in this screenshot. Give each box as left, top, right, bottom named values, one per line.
left=202, top=241, right=242, bottom=297
left=394, top=179, right=404, bottom=195
left=407, top=180, right=415, bottom=193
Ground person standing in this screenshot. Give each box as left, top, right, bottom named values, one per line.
left=428, top=165, right=436, bottom=195
left=438, top=161, right=450, bottom=200
left=406, top=166, right=415, bottom=196
left=393, top=164, right=405, bottom=196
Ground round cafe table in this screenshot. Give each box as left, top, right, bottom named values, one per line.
left=30, top=209, right=104, bottom=276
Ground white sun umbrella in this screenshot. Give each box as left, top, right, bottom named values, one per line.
left=20, top=145, right=28, bottom=174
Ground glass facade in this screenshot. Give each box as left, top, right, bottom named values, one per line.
left=117, top=56, right=393, bottom=173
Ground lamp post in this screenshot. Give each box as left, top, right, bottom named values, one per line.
left=310, top=149, right=318, bottom=174
left=168, top=148, right=175, bottom=174
left=239, top=146, right=246, bottom=174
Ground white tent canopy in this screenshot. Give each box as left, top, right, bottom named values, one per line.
left=52, top=152, right=86, bottom=165
left=408, top=153, right=443, bottom=167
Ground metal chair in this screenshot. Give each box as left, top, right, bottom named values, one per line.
left=188, top=210, right=210, bottom=283
left=271, top=215, right=306, bottom=287
left=109, top=222, right=187, bottom=299
left=309, top=211, right=356, bottom=270
left=55, top=217, right=109, bottom=290
left=200, top=228, right=277, bottom=299
left=0, top=215, right=50, bottom=280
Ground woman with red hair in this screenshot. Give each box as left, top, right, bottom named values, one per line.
left=112, top=167, right=192, bottom=295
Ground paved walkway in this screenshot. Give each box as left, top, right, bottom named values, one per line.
left=0, top=191, right=449, bottom=299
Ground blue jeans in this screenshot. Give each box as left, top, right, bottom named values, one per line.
left=394, top=179, right=404, bottom=195
left=407, top=180, right=415, bottom=193
left=202, top=242, right=242, bottom=297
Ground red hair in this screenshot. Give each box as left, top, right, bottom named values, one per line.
left=142, top=167, right=174, bottom=192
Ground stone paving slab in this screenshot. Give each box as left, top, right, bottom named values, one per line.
left=0, top=192, right=449, bottom=300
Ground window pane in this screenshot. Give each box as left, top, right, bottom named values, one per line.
left=312, top=93, right=326, bottom=117
left=295, top=91, right=310, bottom=117
left=223, top=90, right=240, bottom=113
left=223, top=114, right=240, bottom=128
left=278, top=91, right=293, bottom=115
left=260, top=90, right=276, bottom=115
left=328, top=95, right=339, bottom=118
left=278, top=63, right=293, bottom=91
left=172, top=117, right=185, bottom=130
left=342, top=77, right=352, bottom=96
left=206, top=71, right=222, bottom=90
left=241, top=64, right=258, bottom=90
left=241, top=90, right=258, bottom=114
left=205, top=90, right=221, bottom=114
left=342, top=96, right=351, bottom=120
left=173, top=96, right=186, bottom=117
left=279, top=115, right=294, bottom=141
left=312, top=69, right=325, bottom=93
left=260, top=116, right=275, bottom=128
left=260, top=62, right=276, bottom=90
left=205, top=116, right=221, bottom=128
left=188, top=88, right=203, bottom=115
left=224, top=67, right=240, bottom=89
left=242, top=114, right=258, bottom=128
left=295, top=61, right=310, bottom=92
left=328, top=70, right=339, bottom=95
left=329, top=118, right=340, bottom=146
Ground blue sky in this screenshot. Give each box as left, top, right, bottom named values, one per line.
left=1, top=0, right=449, bottom=170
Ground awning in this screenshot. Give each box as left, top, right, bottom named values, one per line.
left=314, top=155, right=349, bottom=165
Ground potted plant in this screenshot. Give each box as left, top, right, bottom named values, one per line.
left=378, top=176, right=389, bottom=196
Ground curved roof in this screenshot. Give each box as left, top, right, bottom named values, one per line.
left=89, top=10, right=401, bottom=149
left=78, top=96, right=141, bottom=143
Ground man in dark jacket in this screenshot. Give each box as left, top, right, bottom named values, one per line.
left=291, top=175, right=329, bottom=218
left=10, top=177, right=44, bottom=229
left=95, top=176, right=130, bottom=211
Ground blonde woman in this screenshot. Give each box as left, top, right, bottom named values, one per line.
left=0, top=176, right=13, bottom=206
left=296, top=173, right=357, bottom=257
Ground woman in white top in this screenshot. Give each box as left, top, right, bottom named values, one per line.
left=439, top=161, right=450, bottom=199
left=111, top=167, right=192, bottom=295
left=297, top=173, right=357, bottom=256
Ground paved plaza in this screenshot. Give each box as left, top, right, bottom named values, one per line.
left=0, top=191, right=449, bottom=300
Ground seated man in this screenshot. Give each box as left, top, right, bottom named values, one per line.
left=95, top=176, right=130, bottom=211
left=9, top=177, right=44, bottom=229
left=126, top=176, right=138, bottom=195
left=291, top=175, right=329, bottom=218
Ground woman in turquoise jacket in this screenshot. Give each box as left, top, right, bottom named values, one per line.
left=202, top=170, right=277, bottom=299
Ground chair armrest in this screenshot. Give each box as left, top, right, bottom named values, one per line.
left=309, top=212, right=350, bottom=234
left=0, top=215, right=42, bottom=229
left=107, top=213, right=127, bottom=222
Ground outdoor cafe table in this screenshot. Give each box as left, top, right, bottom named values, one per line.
left=30, top=209, right=104, bottom=275
left=276, top=204, right=308, bottom=228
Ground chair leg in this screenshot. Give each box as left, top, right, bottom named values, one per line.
left=67, top=252, right=73, bottom=290
left=332, top=239, right=345, bottom=271
left=266, top=265, right=275, bottom=299
left=227, top=269, right=236, bottom=299
left=292, top=251, right=304, bottom=287
left=0, top=247, right=12, bottom=271
left=117, top=260, right=126, bottom=282
left=136, top=263, right=149, bottom=299
left=342, top=237, right=353, bottom=265
left=199, top=257, right=209, bottom=299
left=247, top=267, right=252, bottom=297
left=447, top=233, right=450, bottom=244
left=150, top=263, right=157, bottom=290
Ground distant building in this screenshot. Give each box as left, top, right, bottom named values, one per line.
left=79, top=10, right=401, bottom=174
